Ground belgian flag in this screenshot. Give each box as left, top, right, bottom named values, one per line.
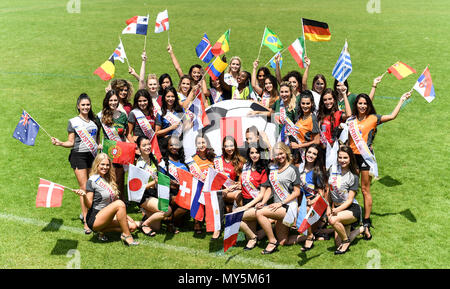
left=94, top=56, right=115, bottom=81
left=302, top=18, right=331, bottom=42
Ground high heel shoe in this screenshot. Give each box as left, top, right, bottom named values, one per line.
left=363, top=218, right=373, bottom=240
left=261, top=241, right=279, bottom=255
left=301, top=236, right=315, bottom=252
left=121, top=234, right=139, bottom=246
left=334, top=238, right=350, bottom=255
left=244, top=237, right=258, bottom=251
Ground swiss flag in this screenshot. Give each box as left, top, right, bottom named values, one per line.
left=36, top=178, right=65, bottom=208
left=175, top=168, right=195, bottom=210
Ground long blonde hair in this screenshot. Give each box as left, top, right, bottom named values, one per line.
left=90, top=153, right=119, bottom=196
left=279, top=81, right=296, bottom=112
left=272, top=142, right=293, bottom=165
left=227, top=56, right=242, bottom=75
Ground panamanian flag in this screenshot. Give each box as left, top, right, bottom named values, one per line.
left=413, top=67, right=435, bottom=103
left=122, top=15, right=149, bottom=35
left=13, top=110, right=40, bottom=146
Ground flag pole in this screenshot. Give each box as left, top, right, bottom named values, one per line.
left=301, top=18, right=307, bottom=57
left=167, top=8, right=170, bottom=45
left=23, top=109, right=53, bottom=139
left=39, top=178, right=77, bottom=192
left=256, top=26, right=266, bottom=61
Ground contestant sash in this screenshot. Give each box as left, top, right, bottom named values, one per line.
left=188, top=161, right=207, bottom=182
left=167, top=161, right=180, bottom=182
left=97, top=112, right=122, bottom=142
left=70, top=117, right=98, bottom=157
left=132, top=109, right=155, bottom=140
left=268, top=165, right=298, bottom=227
left=347, top=117, right=378, bottom=177
left=94, top=175, right=117, bottom=202
left=241, top=164, right=259, bottom=199
left=163, top=111, right=183, bottom=136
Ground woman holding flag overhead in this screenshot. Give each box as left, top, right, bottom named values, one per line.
left=250, top=60, right=279, bottom=109
left=347, top=91, right=411, bottom=240
left=51, top=93, right=100, bottom=234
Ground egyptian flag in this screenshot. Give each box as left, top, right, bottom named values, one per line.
left=102, top=139, right=136, bottom=165
left=203, top=191, right=221, bottom=232
left=302, top=18, right=331, bottom=41
left=223, top=210, right=245, bottom=252
left=388, top=61, right=416, bottom=80
left=36, top=179, right=65, bottom=208
left=94, top=56, right=115, bottom=81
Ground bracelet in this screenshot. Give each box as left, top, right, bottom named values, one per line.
left=372, top=85, right=377, bottom=88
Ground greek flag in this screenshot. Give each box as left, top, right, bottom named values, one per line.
left=332, top=40, right=352, bottom=83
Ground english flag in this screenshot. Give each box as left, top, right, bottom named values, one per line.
left=122, top=15, right=149, bottom=35
left=297, top=195, right=328, bottom=234
left=203, top=191, right=221, bottom=232
left=36, top=178, right=65, bottom=208
left=223, top=210, right=245, bottom=252
left=155, top=10, right=169, bottom=33
left=127, top=164, right=150, bottom=203
left=413, top=67, right=435, bottom=103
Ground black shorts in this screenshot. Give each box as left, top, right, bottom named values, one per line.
left=85, top=208, right=100, bottom=231
left=347, top=203, right=362, bottom=224
left=355, top=154, right=370, bottom=171
left=242, top=197, right=253, bottom=206
left=139, top=188, right=157, bottom=206
left=69, top=150, right=94, bottom=170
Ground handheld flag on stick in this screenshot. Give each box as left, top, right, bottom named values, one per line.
left=113, top=39, right=128, bottom=64
left=332, top=40, right=352, bottom=83
left=269, top=51, right=283, bottom=69
left=157, top=172, right=171, bottom=212
left=387, top=61, right=416, bottom=80
left=302, top=18, right=331, bottom=42
left=36, top=178, right=66, bottom=208
left=211, top=29, right=230, bottom=56
left=288, top=36, right=306, bottom=68
left=94, top=56, right=115, bottom=81
left=127, top=164, right=150, bottom=203
left=203, top=191, right=221, bottom=232
left=155, top=10, right=169, bottom=33
left=122, top=15, right=149, bottom=35
left=196, top=33, right=214, bottom=63
left=262, top=27, right=284, bottom=53
left=224, top=210, right=245, bottom=252
left=13, top=110, right=40, bottom=146
left=297, top=195, right=328, bottom=234
left=206, top=56, right=228, bottom=80
left=413, top=66, right=435, bottom=103
left=102, top=139, right=136, bottom=165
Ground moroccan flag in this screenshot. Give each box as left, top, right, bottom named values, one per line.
left=36, top=178, right=65, bottom=208
left=262, top=27, right=284, bottom=53
left=203, top=191, right=221, bottom=232
left=387, top=61, right=416, bottom=80
left=413, top=67, right=435, bottom=103
left=223, top=210, right=245, bottom=252
left=94, top=57, right=115, bottom=81
left=288, top=37, right=306, bottom=68
left=122, top=15, right=149, bottom=35
left=211, top=29, right=230, bottom=56
left=102, top=139, right=136, bottom=165
left=206, top=56, right=228, bottom=80
left=13, top=110, right=40, bottom=146
left=298, top=195, right=328, bottom=234
left=302, top=18, right=331, bottom=41
left=157, top=172, right=170, bottom=212
left=127, top=164, right=150, bottom=203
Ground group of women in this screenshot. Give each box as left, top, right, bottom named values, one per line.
left=50, top=44, right=411, bottom=253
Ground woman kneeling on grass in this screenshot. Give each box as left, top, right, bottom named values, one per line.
left=75, top=153, right=139, bottom=246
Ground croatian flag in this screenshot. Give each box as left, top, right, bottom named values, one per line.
left=332, top=40, right=352, bottom=83
left=122, top=15, right=149, bottom=35
left=154, top=10, right=169, bottom=33
left=36, top=178, right=65, bottom=208
left=413, top=67, right=435, bottom=103
left=190, top=178, right=205, bottom=221
left=127, top=164, right=150, bottom=203
left=223, top=210, right=245, bottom=252
left=203, top=191, right=221, bottom=232
left=195, top=34, right=214, bottom=63
left=297, top=195, right=328, bottom=234
left=13, top=110, right=40, bottom=146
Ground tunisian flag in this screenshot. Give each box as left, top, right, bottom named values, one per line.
left=36, top=178, right=65, bottom=208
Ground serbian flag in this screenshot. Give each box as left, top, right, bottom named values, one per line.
left=223, top=210, right=245, bottom=252
left=94, top=56, right=115, bottom=81
left=387, top=61, right=416, bottom=80
left=154, top=10, right=169, bottom=33
left=297, top=195, right=328, bottom=234
left=188, top=89, right=210, bottom=131
left=196, top=33, right=214, bottom=63
left=190, top=178, right=205, bottom=221
left=288, top=37, right=306, bottom=68
left=302, top=18, right=331, bottom=42
left=127, top=164, right=150, bottom=203
left=203, top=191, right=221, bottom=232
left=414, top=67, right=435, bottom=103
left=206, top=56, right=228, bottom=80
left=102, top=139, right=136, bottom=165
left=122, top=15, right=149, bottom=35
left=36, top=178, right=65, bottom=208
left=211, top=29, right=230, bottom=56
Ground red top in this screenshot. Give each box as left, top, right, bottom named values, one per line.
left=321, top=110, right=344, bottom=144
left=241, top=168, right=268, bottom=200
left=221, top=157, right=238, bottom=181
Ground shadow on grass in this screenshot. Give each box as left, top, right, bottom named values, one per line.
left=42, top=218, right=63, bottom=232
left=51, top=239, right=78, bottom=255
left=372, top=208, right=417, bottom=223
left=377, top=175, right=402, bottom=187
left=297, top=251, right=322, bottom=266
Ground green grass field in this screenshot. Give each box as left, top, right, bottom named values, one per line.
left=1, top=0, right=449, bottom=269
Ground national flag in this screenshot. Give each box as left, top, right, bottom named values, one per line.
left=220, top=116, right=243, bottom=147
left=295, top=194, right=308, bottom=235
left=388, top=61, right=416, bottom=80
left=151, top=135, right=163, bottom=163
left=262, top=27, right=284, bottom=53
left=188, top=89, right=210, bottom=131
left=190, top=178, right=205, bottom=221
left=211, top=29, right=230, bottom=56
left=269, top=51, right=282, bottom=69
left=195, top=33, right=214, bottom=63
left=278, top=123, right=290, bottom=146
left=154, top=10, right=169, bottom=33
left=203, top=167, right=229, bottom=193
left=288, top=36, right=306, bottom=68
left=112, top=39, right=127, bottom=64
left=413, top=67, right=435, bottom=103
left=203, top=191, right=221, bottom=232
left=157, top=172, right=170, bottom=212
left=332, top=40, right=352, bottom=83
left=94, top=56, right=115, bottom=81
left=127, top=164, right=150, bottom=203
left=175, top=168, right=195, bottom=209
left=297, top=195, right=328, bottom=234
left=13, top=110, right=40, bottom=146
left=206, top=56, right=228, bottom=80
left=223, top=210, right=245, bottom=252
left=36, top=178, right=65, bottom=208
left=122, top=15, right=149, bottom=35
left=102, top=139, right=136, bottom=165
left=302, top=18, right=331, bottom=42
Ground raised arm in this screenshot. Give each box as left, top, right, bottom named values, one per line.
left=137, top=51, right=147, bottom=89
left=275, top=53, right=282, bottom=85
left=380, top=91, right=411, bottom=123
left=167, top=44, right=184, bottom=78
left=368, top=74, right=384, bottom=101
left=301, top=56, right=311, bottom=91
left=251, top=60, right=263, bottom=96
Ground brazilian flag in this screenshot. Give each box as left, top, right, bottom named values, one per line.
left=262, top=27, right=284, bottom=53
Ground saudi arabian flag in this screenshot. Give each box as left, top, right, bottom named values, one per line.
left=262, top=27, right=284, bottom=53
left=157, top=172, right=170, bottom=212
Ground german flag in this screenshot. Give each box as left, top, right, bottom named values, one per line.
left=302, top=18, right=331, bottom=42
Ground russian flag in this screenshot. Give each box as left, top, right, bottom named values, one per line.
left=223, top=210, right=244, bottom=252
left=195, top=34, right=214, bottom=63
left=297, top=195, right=328, bottom=234
left=203, top=191, right=221, bottom=232
left=190, top=179, right=205, bottom=221
left=413, top=67, right=435, bottom=103
left=122, top=15, right=149, bottom=35
left=206, top=56, right=228, bottom=80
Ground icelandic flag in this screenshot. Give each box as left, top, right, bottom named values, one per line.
left=413, top=67, right=435, bottom=103
left=13, top=110, right=40, bottom=146
left=188, top=89, right=210, bottom=131
left=332, top=40, right=352, bottom=83
left=223, top=210, right=245, bottom=252
left=203, top=191, right=221, bottom=232
left=297, top=195, right=328, bottom=234
left=154, top=10, right=169, bottom=33
left=122, top=15, right=149, bottom=35
left=295, top=194, right=308, bottom=235
left=190, top=178, right=205, bottom=221
left=36, top=178, right=65, bottom=208
left=112, top=39, right=127, bottom=64
left=196, top=33, right=214, bottom=63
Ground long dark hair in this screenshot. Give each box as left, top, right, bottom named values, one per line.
left=162, top=136, right=187, bottom=172
left=158, top=73, right=173, bottom=96
left=194, top=134, right=215, bottom=162
left=352, top=93, right=377, bottom=116
left=295, top=90, right=316, bottom=121
left=161, top=86, right=184, bottom=116
left=282, top=70, right=303, bottom=94
left=132, top=89, right=154, bottom=116
left=338, top=145, right=359, bottom=176
left=304, top=144, right=327, bottom=189
left=136, top=135, right=158, bottom=167
left=222, top=136, right=245, bottom=178
left=76, top=93, right=95, bottom=121
left=245, top=142, right=269, bottom=175
left=101, top=89, right=118, bottom=126
left=312, top=74, right=327, bottom=95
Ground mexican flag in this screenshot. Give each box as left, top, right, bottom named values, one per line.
left=157, top=172, right=170, bottom=212
left=102, top=139, right=136, bottom=165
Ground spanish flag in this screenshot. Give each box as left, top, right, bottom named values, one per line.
left=94, top=56, right=115, bottom=81
left=387, top=61, right=416, bottom=80
left=211, top=29, right=230, bottom=56
left=302, top=18, right=331, bottom=42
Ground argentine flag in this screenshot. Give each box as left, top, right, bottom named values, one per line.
left=332, top=40, right=352, bottom=83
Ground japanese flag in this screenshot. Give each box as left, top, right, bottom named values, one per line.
left=36, top=178, right=65, bottom=208
left=127, top=164, right=150, bottom=203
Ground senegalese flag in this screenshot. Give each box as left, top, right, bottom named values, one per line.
left=387, top=61, right=416, bottom=80
left=211, top=29, right=230, bottom=56
left=157, top=172, right=170, bottom=212
left=262, top=27, right=284, bottom=53
left=102, top=139, right=136, bottom=165
left=94, top=56, right=115, bottom=81
left=206, top=56, right=228, bottom=80
left=302, top=18, right=331, bottom=42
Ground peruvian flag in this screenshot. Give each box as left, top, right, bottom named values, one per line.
left=297, top=195, right=328, bottom=234
left=127, top=164, right=150, bottom=203
left=203, top=191, right=221, bottom=232
left=36, top=178, right=65, bottom=208
left=154, top=10, right=169, bottom=33
left=223, top=210, right=244, bottom=252
left=122, top=15, right=149, bottom=35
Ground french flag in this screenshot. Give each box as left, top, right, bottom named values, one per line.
left=122, top=15, right=149, bottom=35
left=223, top=210, right=245, bottom=252
left=195, top=34, right=214, bottom=63
left=190, top=178, right=205, bottom=221
left=297, top=195, right=328, bottom=234
left=203, top=191, right=221, bottom=232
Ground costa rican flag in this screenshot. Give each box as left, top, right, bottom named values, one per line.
left=413, top=67, right=435, bottom=103
left=154, top=10, right=169, bottom=33
left=223, top=210, right=245, bottom=252
left=122, top=15, right=149, bottom=35
left=195, top=34, right=214, bottom=63
left=332, top=40, right=352, bottom=83
left=36, top=179, right=65, bottom=208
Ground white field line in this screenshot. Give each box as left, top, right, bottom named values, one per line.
left=0, top=212, right=297, bottom=269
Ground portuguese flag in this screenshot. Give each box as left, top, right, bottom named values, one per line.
left=302, top=18, right=331, bottom=42
left=102, top=139, right=136, bottom=165
left=157, top=172, right=170, bottom=212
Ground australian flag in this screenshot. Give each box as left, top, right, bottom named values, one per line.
left=195, top=34, right=214, bottom=63
left=13, top=110, right=40, bottom=146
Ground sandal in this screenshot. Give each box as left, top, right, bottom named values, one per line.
left=140, top=224, right=156, bottom=237
left=301, top=236, right=315, bottom=252
left=167, top=223, right=180, bottom=234
left=334, top=238, right=350, bottom=255
left=97, top=232, right=108, bottom=242
left=120, top=234, right=139, bottom=246
left=261, top=241, right=279, bottom=255
left=244, top=237, right=258, bottom=251
left=363, top=219, right=373, bottom=240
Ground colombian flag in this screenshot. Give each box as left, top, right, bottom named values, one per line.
left=387, top=61, right=416, bottom=80
left=206, top=56, right=228, bottom=80
left=94, top=57, right=115, bottom=81
left=302, top=18, right=331, bottom=42
left=211, top=29, right=230, bottom=56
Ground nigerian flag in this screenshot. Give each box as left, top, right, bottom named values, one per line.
left=262, top=27, right=284, bottom=53
left=157, top=172, right=170, bottom=212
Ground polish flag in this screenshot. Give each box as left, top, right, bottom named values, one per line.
left=223, top=210, right=245, bottom=252
left=203, top=191, right=221, bottom=232
left=36, top=178, right=65, bottom=208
